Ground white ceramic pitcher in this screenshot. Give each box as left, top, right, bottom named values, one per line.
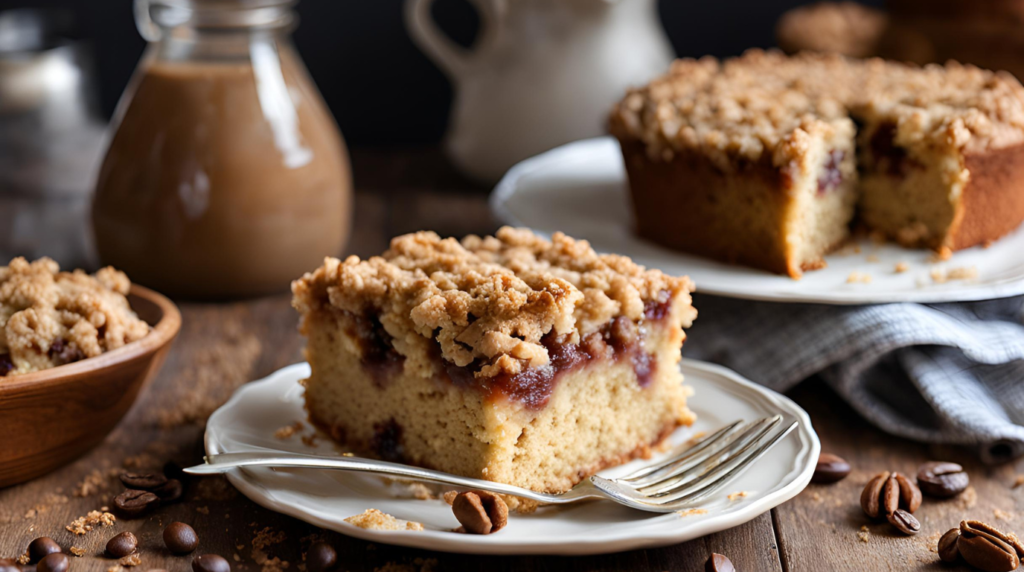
left=405, top=0, right=674, bottom=182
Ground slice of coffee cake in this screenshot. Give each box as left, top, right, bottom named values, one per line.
left=292, top=227, right=696, bottom=494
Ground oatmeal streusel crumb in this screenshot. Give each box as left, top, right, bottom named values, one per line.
left=0, top=257, right=149, bottom=376
left=293, top=227, right=696, bottom=378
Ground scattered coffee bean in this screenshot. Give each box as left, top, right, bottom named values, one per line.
left=113, top=488, right=161, bottom=518
left=917, top=461, right=969, bottom=498
left=812, top=453, right=851, bottom=484
left=958, top=520, right=1024, bottom=572
left=894, top=472, right=922, bottom=513
left=28, top=537, right=62, bottom=563
left=452, top=490, right=509, bottom=535
left=887, top=509, right=921, bottom=535
left=938, top=528, right=961, bottom=563
left=37, top=553, right=69, bottom=572
left=860, top=471, right=921, bottom=519
left=106, top=531, right=138, bottom=558
left=305, top=542, right=337, bottom=572
left=120, top=472, right=168, bottom=490
left=0, top=559, right=20, bottom=572
left=164, top=522, right=199, bottom=555
left=192, top=554, right=231, bottom=572
left=153, top=479, right=184, bottom=502
left=705, top=553, right=735, bottom=572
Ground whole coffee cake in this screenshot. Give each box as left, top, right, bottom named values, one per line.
left=609, top=50, right=1024, bottom=277
left=0, top=257, right=150, bottom=377
left=292, top=227, right=697, bottom=493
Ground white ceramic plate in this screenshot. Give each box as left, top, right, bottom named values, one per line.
left=204, top=361, right=819, bottom=555
left=490, top=136, right=1024, bottom=305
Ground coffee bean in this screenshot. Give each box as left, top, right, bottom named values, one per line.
left=164, top=522, right=199, bottom=555
left=153, top=479, right=183, bottom=502
left=887, top=509, right=921, bottom=535
left=705, top=553, right=735, bottom=572
left=893, top=472, right=922, bottom=513
left=113, top=489, right=161, bottom=518
left=860, top=471, right=890, bottom=518
left=860, top=471, right=921, bottom=519
left=882, top=473, right=901, bottom=515
left=106, top=531, right=138, bottom=558
left=192, top=554, right=231, bottom=572
left=938, top=528, right=961, bottom=562
left=452, top=491, right=508, bottom=534
left=306, top=542, right=337, bottom=572
left=37, top=553, right=69, bottom=572
left=120, top=472, right=168, bottom=490
left=959, top=520, right=1024, bottom=572
left=917, top=461, right=969, bottom=498
left=28, top=537, right=62, bottom=563
left=812, top=453, right=851, bottom=484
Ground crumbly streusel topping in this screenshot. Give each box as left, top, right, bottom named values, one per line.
left=292, top=227, right=696, bottom=377
left=609, top=50, right=1024, bottom=167
left=0, top=257, right=150, bottom=377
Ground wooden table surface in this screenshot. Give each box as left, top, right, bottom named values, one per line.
left=2, top=149, right=1022, bottom=572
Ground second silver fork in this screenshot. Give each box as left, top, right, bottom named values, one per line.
left=185, top=415, right=797, bottom=513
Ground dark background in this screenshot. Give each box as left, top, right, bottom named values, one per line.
left=0, top=0, right=884, bottom=146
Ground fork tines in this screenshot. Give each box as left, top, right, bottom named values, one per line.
left=590, top=414, right=798, bottom=512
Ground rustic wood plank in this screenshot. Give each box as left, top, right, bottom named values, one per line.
left=776, top=381, right=1024, bottom=572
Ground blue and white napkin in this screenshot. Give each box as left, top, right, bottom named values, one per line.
left=682, top=294, right=1024, bottom=462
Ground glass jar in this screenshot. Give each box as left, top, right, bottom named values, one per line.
left=92, top=0, right=352, bottom=298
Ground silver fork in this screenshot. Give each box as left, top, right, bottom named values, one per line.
left=185, top=415, right=797, bottom=513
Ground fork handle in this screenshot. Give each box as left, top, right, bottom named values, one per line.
left=186, top=452, right=562, bottom=504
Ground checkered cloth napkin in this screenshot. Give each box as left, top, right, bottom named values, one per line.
left=681, top=294, right=1024, bottom=463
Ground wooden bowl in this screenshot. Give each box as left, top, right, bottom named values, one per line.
left=0, top=284, right=181, bottom=488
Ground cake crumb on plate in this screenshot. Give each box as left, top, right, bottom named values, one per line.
left=931, top=266, right=978, bottom=283
left=345, top=508, right=424, bottom=531
left=676, top=508, right=708, bottom=518
left=274, top=421, right=304, bottom=439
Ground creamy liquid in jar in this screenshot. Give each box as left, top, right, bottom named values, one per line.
left=93, top=46, right=351, bottom=298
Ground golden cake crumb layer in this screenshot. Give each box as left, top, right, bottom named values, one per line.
left=0, top=257, right=150, bottom=377
left=292, top=227, right=696, bottom=378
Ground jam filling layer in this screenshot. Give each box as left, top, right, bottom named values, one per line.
left=869, top=122, right=923, bottom=177
left=348, top=296, right=673, bottom=411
